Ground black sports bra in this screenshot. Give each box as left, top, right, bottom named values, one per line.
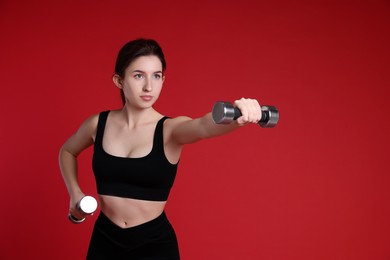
left=92, top=111, right=178, bottom=201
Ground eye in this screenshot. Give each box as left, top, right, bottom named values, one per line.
left=153, top=73, right=162, bottom=79
left=134, top=74, right=144, bottom=79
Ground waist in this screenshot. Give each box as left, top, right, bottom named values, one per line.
left=99, top=194, right=166, bottom=228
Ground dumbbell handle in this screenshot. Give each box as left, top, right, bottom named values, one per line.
left=212, top=101, right=279, bottom=128
left=232, top=107, right=269, bottom=121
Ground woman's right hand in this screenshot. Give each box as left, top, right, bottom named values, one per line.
left=234, top=98, right=262, bottom=126
left=69, top=191, right=86, bottom=220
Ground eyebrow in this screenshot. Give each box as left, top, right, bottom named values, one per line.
left=130, top=70, right=163, bottom=74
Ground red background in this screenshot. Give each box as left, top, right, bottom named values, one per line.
left=1, top=1, right=389, bottom=259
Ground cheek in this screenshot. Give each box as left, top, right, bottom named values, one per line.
left=156, top=83, right=164, bottom=93
left=123, top=79, right=138, bottom=90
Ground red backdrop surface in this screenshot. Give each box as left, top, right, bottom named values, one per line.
left=1, top=1, right=389, bottom=259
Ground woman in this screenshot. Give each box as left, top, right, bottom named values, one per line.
left=59, top=39, right=261, bottom=259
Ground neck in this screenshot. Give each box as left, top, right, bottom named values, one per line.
left=120, top=105, right=160, bottom=127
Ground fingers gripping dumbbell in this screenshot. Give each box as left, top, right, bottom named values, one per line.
left=212, top=101, right=279, bottom=128
left=68, top=196, right=98, bottom=224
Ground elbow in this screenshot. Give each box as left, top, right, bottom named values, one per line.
left=58, top=144, right=77, bottom=162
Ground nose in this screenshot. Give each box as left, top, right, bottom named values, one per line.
left=143, top=77, right=153, bottom=92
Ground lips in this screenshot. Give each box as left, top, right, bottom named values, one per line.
left=140, top=95, right=153, bottom=101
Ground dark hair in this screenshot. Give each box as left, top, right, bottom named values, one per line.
left=114, top=39, right=166, bottom=105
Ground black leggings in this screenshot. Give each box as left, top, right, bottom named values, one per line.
left=86, top=211, right=180, bottom=260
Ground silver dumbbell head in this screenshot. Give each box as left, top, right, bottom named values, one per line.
left=259, top=106, right=279, bottom=128
left=212, top=101, right=235, bottom=124
left=78, top=196, right=98, bottom=215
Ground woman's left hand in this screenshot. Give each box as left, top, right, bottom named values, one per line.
left=234, top=98, right=261, bottom=126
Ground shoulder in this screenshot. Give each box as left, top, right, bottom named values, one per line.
left=85, top=110, right=114, bottom=124
left=61, top=112, right=103, bottom=154
left=82, top=113, right=100, bottom=127
left=164, top=116, right=192, bottom=129
left=163, top=116, right=198, bottom=145
left=76, top=112, right=105, bottom=136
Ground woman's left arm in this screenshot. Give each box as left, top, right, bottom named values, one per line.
left=169, top=98, right=261, bottom=145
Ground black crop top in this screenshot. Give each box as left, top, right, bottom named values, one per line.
left=92, top=111, right=178, bottom=201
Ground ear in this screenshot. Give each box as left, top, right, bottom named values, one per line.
left=112, top=74, right=123, bottom=89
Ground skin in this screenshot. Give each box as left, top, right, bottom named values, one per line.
left=59, top=55, right=261, bottom=228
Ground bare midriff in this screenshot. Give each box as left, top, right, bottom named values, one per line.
left=99, top=195, right=166, bottom=228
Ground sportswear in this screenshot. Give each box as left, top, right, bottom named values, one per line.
left=92, top=111, right=178, bottom=201
left=86, top=211, right=180, bottom=259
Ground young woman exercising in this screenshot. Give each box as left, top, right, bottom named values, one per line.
left=59, top=38, right=261, bottom=259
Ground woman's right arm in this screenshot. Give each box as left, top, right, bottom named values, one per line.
left=58, top=114, right=98, bottom=219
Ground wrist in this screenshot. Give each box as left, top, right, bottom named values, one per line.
left=69, top=188, right=83, bottom=198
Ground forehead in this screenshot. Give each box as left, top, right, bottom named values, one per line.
left=127, top=55, right=163, bottom=71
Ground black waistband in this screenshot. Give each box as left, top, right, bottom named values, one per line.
left=95, top=211, right=170, bottom=244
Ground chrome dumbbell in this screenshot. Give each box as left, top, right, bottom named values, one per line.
left=68, top=196, right=98, bottom=224
left=212, top=101, right=279, bottom=128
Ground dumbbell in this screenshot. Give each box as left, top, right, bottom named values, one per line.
left=212, top=101, right=279, bottom=127
left=68, top=196, right=98, bottom=224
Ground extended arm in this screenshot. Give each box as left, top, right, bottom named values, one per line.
left=170, top=98, right=261, bottom=144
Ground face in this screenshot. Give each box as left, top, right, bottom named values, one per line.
left=114, top=55, right=165, bottom=109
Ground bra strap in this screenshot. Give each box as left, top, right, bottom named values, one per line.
left=94, top=111, right=110, bottom=150
left=152, top=116, right=169, bottom=155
